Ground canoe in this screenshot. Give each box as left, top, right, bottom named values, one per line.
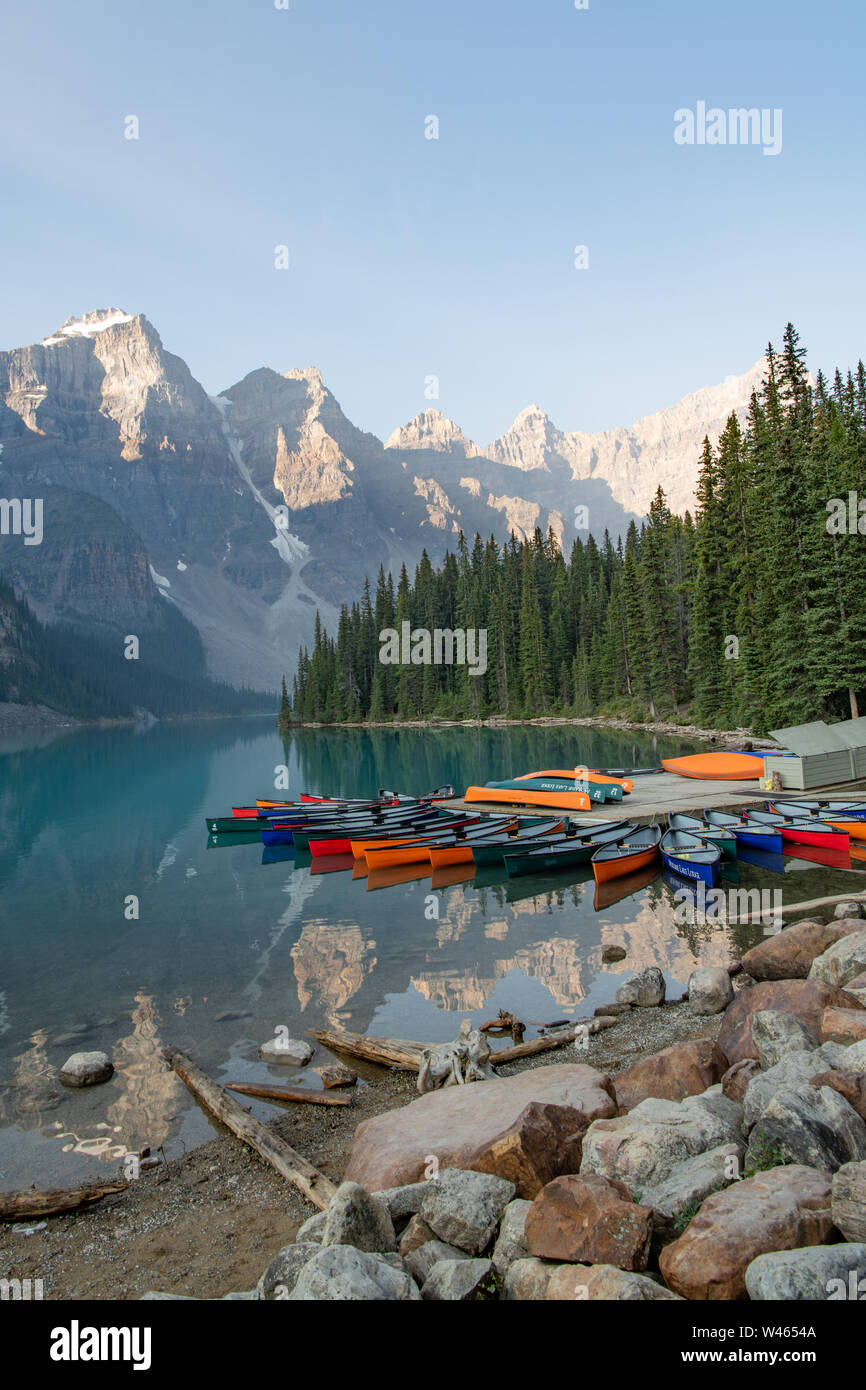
left=768, top=802, right=866, bottom=841
left=263, top=809, right=441, bottom=849
left=747, top=810, right=850, bottom=851
left=668, top=812, right=738, bottom=859
left=703, top=810, right=783, bottom=853
left=773, top=800, right=866, bottom=819
left=503, top=823, right=637, bottom=878
left=364, top=818, right=509, bottom=869
left=519, top=768, right=635, bottom=795
left=492, top=772, right=627, bottom=802
left=660, top=829, right=721, bottom=886
left=465, top=786, right=592, bottom=813
left=350, top=815, right=482, bottom=859
left=661, top=754, right=763, bottom=781
left=468, top=817, right=572, bottom=866
left=591, top=825, right=662, bottom=884
left=303, top=813, right=442, bottom=854
left=426, top=820, right=523, bottom=869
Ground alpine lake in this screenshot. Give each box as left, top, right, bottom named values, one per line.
left=1, top=717, right=862, bottom=1191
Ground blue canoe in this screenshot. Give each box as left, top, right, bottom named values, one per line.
left=660, top=829, right=721, bottom=886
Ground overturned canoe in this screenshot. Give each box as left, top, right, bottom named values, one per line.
left=465, top=785, right=592, bottom=813
left=661, top=753, right=763, bottom=781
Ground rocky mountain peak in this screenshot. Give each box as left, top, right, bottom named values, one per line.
left=385, top=408, right=478, bottom=456
left=42, top=308, right=136, bottom=345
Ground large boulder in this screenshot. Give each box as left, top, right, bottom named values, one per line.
left=58, top=1051, right=114, bottom=1088
left=809, top=930, right=866, bottom=989
left=580, top=1088, right=745, bottom=1192
left=612, top=1040, right=728, bottom=1113
left=740, top=918, right=865, bottom=981
left=465, top=1100, right=589, bottom=1197
left=745, top=1244, right=866, bottom=1300
left=745, top=1084, right=866, bottom=1173
left=751, top=1010, right=817, bottom=1069
left=403, top=1239, right=468, bottom=1285
left=639, top=1143, right=745, bottom=1249
left=525, top=1174, right=653, bottom=1270
left=321, top=1182, right=396, bottom=1253
left=501, top=1257, right=558, bottom=1300
left=257, top=1243, right=320, bottom=1299
left=658, top=1165, right=834, bottom=1300
left=688, top=968, right=734, bottom=1016
left=344, top=1064, right=616, bottom=1190
left=809, top=1069, right=866, bottom=1121
left=288, top=1246, right=421, bottom=1300
left=419, top=1169, right=515, bottom=1254
left=491, top=1199, right=532, bottom=1275
left=716, top=979, right=864, bottom=1064
left=616, top=967, right=666, bottom=1008
left=421, top=1257, right=494, bottom=1301
left=821, top=1007, right=866, bottom=1045
left=831, top=1160, right=866, bottom=1241
left=742, top=1043, right=850, bottom=1128
left=546, top=1264, right=684, bottom=1301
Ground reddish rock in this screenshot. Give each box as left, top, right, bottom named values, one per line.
left=397, top=1214, right=437, bottom=1256
left=809, top=1070, right=866, bottom=1122
left=658, top=1165, right=833, bottom=1300
left=525, top=1174, right=653, bottom=1271
left=721, top=1058, right=762, bottom=1104
left=344, top=1064, right=617, bottom=1191
left=613, top=1040, right=729, bottom=1113
left=716, top=979, right=865, bottom=1065
left=465, top=1101, right=589, bottom=1199
left=741, top=919, right=864, bottom=982
left=546, top=1264, right=683, bottom=1300
left=821, top=1007, right=866, bottom=1045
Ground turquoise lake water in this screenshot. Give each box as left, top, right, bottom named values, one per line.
left=1, top=717, right=862, bottom=1190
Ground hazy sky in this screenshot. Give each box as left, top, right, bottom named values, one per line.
left=2, top=0, right=864, bottom=442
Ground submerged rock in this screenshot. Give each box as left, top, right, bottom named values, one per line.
left=58, top=1051, right=114, bottom=1088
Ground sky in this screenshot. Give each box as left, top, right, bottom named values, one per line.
left=2, top=0, right=865, bottom=444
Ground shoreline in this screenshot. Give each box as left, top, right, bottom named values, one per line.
left=0, top=999, right=725, bottom=1300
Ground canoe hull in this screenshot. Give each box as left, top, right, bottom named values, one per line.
left=465, top=786, right=592, bottom=813
left=592, top=844, right=659, bottom=885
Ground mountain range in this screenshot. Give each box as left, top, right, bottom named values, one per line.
left=0, top=308, right=767, bottom=694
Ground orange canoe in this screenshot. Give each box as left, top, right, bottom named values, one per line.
left=464, top=786, right=592, bottom=813
left=660, top=754, right=762, bottom=781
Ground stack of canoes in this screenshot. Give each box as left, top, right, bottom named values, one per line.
left=465, top=767, right=633, bottom=812
left=766, top=799, right=866, bottom=841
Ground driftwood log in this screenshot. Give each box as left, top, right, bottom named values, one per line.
left=164, top=1046, right=336, bottom=1210
left=308, top=1018, right=613, bottom=1074
left=727, top=890, right=866, bottom=923
left=225, top=1081, right=352, bottom=1107
left=417, top=1021, right=497, bottom=1094
left=479, top=1009, right=526, bottom=1043
left=0, top=1180, right=128, bottom=1223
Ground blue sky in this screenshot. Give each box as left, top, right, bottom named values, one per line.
left=2, top=0, right=864, bottom=442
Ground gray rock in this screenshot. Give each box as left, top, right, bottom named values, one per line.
left=296, top=1211, right=326, bottom=1243
left=832, top=1160, right=866, bottom=1241
left=58, top=1051, right=114, bottom=1088
left=751, top=1011, right=817, bottom=1070
left=404, top=1238, right=469, bottom=1285
left=746, top=1084, right=866, bottom=1173
left=834, top=902, right=865, bottom=919
left=501, top=1256, right=557, bottom=1300
left=257, top=1243, right=320, bottom=1299
left=258, top=1037, right=313, bottom=1066
left=288, top=1245, right=421, bottom=1300
left=374, top=1180, right=430, bottom=1222
left=580, top=1088, right=745, bottom=1191
left=745, top=1244, right=866, bottom=1300
left=602, top=944, right=627, bottom=963
left=321, top=1181, right=396, bottom=1253
left=809, top=930, right=866, bottom=988
left=838, top=1039, right=866, bottom=1071
left=220, top=1290, right=259, bottom=1300
left=420, top=1169, right=515, bottom=1254
left=491, top=1198, right=532, bottom=1275
left=743, top=1044, right=849, bottom=1128
left=639, top=1142, right=745, bottom=1247
left=688, top=967, right=734, bottom=1017
left=616, top=967, right=666, bottom=1009
left=421, top=1257, right=494, bottom=1301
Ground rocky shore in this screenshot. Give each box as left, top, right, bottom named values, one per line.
left=4, top=904, right=866, bottom=1301
left=282, top=713, right=776, bottom=748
